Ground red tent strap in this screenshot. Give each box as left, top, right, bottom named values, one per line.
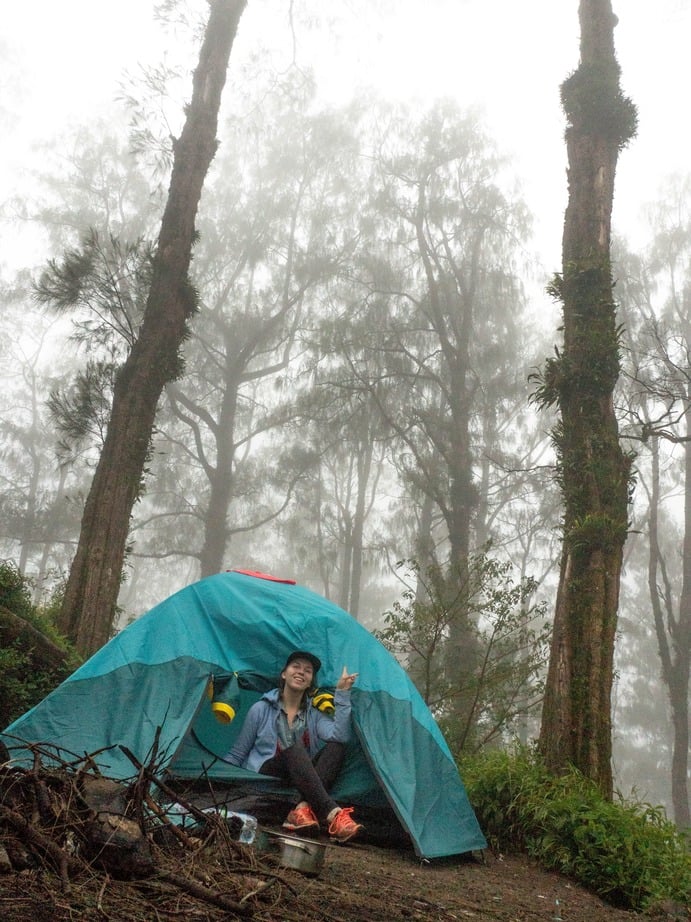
left=229, top=568, right=296, bottom=585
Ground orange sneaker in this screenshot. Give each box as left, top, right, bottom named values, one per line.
left=282, top=804, right=319, bottom=833
left=328, top=806, right=363, bottom=843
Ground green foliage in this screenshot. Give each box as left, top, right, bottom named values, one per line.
left=375, top=554, right=550, bottom=752
left=0, top=561, right=79, bottom=728
left=462, top=748, right=691, bottom=911
left=34, top=229, right=153, bottom=347
left=0, top=559, right=34, bottom=620
left=566, top=512, right=629, bottom=554
left=528, top=347, right=564, bottom=411
left=0, top=561, right=68, bottom=647
left=532, top=261, right=624, bottom=413
left=0, top=646, right=52, bottom=730
left=36, top=230, right=158, bottom=463
left=47, top=359, right=118, bottom=460
left=560, top=62, right=638, bottom=150
left=530, top=253, right=635, bottom=563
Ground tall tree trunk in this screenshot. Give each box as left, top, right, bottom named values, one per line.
left=338, top=506, right=354, bottom=612
left=414, top=492, right=436, bottom=578
left=648, top=427, right=691, bottom=829
left=58, top=0, right=247, bottom=655
left=35, top=466, right=70, bottom=598
left=671, top=391, right=691, bottom=828
left=348, top=434, right=376, bottom=619
left=197, top=367, right=240, bottom=579
left=538, top=0, right=636, bottom=797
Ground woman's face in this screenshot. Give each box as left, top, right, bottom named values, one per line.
left=281, top=657, right=315, bottom=692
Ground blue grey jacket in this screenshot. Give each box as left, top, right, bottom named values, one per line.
left=223, top=687, right=352, bottom=773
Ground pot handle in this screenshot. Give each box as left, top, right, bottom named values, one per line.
left=289, top=841, right=312, bottom=854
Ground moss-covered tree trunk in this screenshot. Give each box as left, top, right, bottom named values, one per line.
left=58, top=0, right=247, bottom=656
left=537, top=0, right=637, bottom=797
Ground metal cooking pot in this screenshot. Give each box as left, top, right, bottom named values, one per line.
left=260, top=830, right=327, bottom=877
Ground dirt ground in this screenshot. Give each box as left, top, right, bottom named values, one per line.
left=1, top=763, right=686, bottom=922
left=284, top=837, right=647, bottom=922
left=1, top=830, right=670, bottom=922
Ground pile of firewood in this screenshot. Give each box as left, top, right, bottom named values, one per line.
left=0, top=740, right=298, bottom=919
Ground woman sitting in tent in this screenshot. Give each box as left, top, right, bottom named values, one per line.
left=222, top=650, right=363, bottom=843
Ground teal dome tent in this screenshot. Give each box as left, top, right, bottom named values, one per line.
left=2, top=569, right=486, bottom=859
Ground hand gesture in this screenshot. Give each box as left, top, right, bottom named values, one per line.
left=336, top=666, right=358, bottom=690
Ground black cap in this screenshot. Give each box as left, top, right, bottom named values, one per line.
left=284, top=650, right=321, bottom=674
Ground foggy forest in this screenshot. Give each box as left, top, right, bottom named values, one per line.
left=1, top=0, right=689, bottom=835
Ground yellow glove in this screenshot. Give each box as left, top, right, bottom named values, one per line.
left=311, top=689, right=335, bottom=715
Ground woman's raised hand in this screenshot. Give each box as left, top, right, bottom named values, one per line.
left=336, top=666, right=358, bottom=690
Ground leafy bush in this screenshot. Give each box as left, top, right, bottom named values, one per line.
left=0, top=559, right=34, bottom=620
left=376, top=554, right=549, bottom=752
left=0, top=646, right=57, bottom=728
left=461, top=747, right=691, bottom=911
left=0, top=560, right=71, bottom=646
left=0, top=560, right=78, bottom=728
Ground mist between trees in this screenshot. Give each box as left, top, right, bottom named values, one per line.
left=0, top=46, right=688, bottom=826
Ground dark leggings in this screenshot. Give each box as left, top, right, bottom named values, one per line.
left=259, top=740, right=345, bottom=822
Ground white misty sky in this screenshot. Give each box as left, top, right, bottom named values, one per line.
left=2, top=0, right=690, bottom=279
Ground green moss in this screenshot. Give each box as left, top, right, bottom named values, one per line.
left=561, top=62, right=638, bottom=149
left=531, top=251, right=634, bottom=538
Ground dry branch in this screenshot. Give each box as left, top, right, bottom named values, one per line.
left=0, top=754, right=309, bottom=920
left=157, top=868, right=253, bottom=915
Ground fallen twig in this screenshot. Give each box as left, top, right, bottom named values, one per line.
left=0, top=801, right=80, bottom=891
left=144, top=792, right=198, bottom=849
left=157, top=868, right=254, bottom=916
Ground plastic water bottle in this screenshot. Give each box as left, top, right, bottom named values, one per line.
left=166, top=802, right=193, bottom=827
left=237, top=813, right=258, bottom=844
left=215, top=808, right=257, bottom=844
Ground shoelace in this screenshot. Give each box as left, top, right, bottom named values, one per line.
left=331, top=806, right=357, bottom=829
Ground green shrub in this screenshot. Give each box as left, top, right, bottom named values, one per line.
left=0, top=645, right=57, bottom=728
left=0, top=560, right=71, bottom=646
left=0, top=561, right=79, bottom=728
left=461, top=747, right=691, bottom=911
left=0, top=559, right=34, bottom=620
